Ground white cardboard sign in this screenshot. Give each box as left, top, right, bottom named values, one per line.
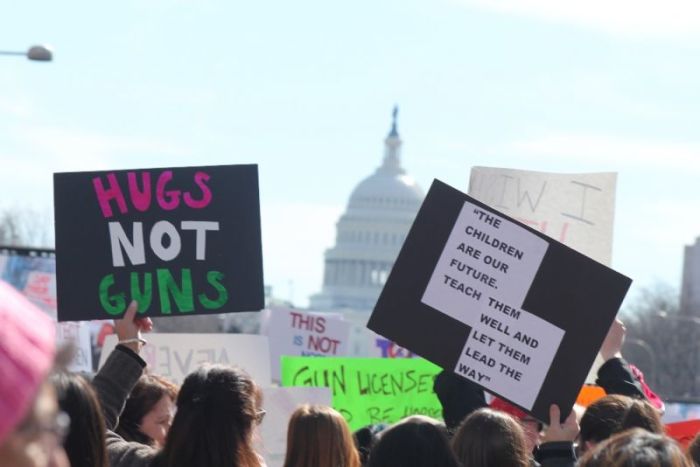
left=261, top=308, right=351, bottom=381
left=56, top=321, right=94, bottom=373
left=99, top=333, right=272, bottom=385
left=469, top=167, right=616, bottom=265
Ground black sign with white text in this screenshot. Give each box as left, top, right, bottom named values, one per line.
left=54, top=164, right=264, bottom=321
left=368, top=179, right=631, bottom=422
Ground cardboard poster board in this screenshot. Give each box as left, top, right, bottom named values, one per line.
left=261, top=308, right=351, bottom=381
left=0, top=247, right=57, bottom=318
left=468, top=167, right=616, bottom=266
left=281, top=356, right=442, bottom=430
left=99, top=333, right=272, bottom=385
left=256, top=387, right=332, bottom=467
left=0, top=248, right=93, bottom=372
left=54, top=165, right=264, bottom=321
left=368, top=180, right=631, bottom=422
left=56, top=321, right=94, bottom=373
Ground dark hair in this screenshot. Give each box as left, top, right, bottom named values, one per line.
left=433, top=370, right=486, bottom=433
left=354, top=425, right=385, bottom=466
left=451, top=408, right=530, bottom=467
left=151, top=364, right=261, bottom=467
left=578, top=428, right=691, bottom=467
left=52, top=372, right=108, bottom=467
left=283, top=404, right=360, bottom=467
left=368, top=416, right=460, bottom=467
left=116, top=374, right=178, bottom=446
left=619, top=399, right=664, bottom=434
left=580, top=395, right=663, bottom=449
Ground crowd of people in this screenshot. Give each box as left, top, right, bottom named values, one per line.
left=1, top=279, right=699, bottom=467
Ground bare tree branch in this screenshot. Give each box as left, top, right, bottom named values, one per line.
left=621, top=282, right=700, bottom=400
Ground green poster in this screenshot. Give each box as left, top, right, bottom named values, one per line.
left=281, top=356, right=443, bottom=430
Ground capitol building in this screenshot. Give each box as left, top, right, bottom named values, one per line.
left=309, top=108, right=424, bottom=311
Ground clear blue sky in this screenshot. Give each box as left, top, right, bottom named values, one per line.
left=2, top=0, right=700, bottom=308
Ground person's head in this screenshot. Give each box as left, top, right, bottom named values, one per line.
left=283, top=404, right=360, bottom=467
left=51, top=372, right=107, bottom=467
left=451, top=408, right=530, bottom=467
left=116, top=374, right=178, bottom=447
left=433, top=370, right=486, bottom=433
left=578, top=428, right=691, bottom=467
left=154, top=364, right=262, bottom=467
left=489, top=397, right=542, bottom=453
left=579, top=395, right=664, bottom=453
left=368, top=416, right=460, bottom=467
left=354, top=425, right=385, bottom=466
left=0, top=280, right=69, bottom=467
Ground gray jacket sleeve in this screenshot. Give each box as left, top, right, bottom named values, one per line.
left=93, top=345, right=158, bottom=467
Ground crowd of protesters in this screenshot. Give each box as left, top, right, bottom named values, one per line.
left=2, top=279, right=700, bottom=467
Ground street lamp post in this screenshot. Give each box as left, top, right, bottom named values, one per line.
left=0, top=45, right=52, bottom=62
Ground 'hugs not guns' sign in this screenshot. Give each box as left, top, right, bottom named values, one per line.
left=54, top=165, right=264, bottom=321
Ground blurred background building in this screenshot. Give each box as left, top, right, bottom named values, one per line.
left=680, top=237, right=700, bottom=316
left=310, top=107, right=424, bottom=311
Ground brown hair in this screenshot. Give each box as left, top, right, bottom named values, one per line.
left=52, top=372, right=108, bottom=467
left=451, top=408, right=530, bottom=467
left=283, top=405, right=360, bottom=467
left=580, top=395, right=664, bottom=450
left=116, top=374, right=179, bottom=446
left=151, top=364, right=262, bottom=467
left=579, top=428, right=691, bottom=467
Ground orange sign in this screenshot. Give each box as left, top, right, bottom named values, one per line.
left=576, top=385, right=606, bottom=407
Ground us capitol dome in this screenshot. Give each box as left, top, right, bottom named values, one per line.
left=309, top=107, right=424, bottom=311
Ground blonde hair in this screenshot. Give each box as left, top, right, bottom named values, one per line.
left=283, top=404, right=360, bottom=467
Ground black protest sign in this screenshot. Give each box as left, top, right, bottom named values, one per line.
left=54, top=165, right=264, bottom=321
left=367, top=179, right=631, bottom=422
